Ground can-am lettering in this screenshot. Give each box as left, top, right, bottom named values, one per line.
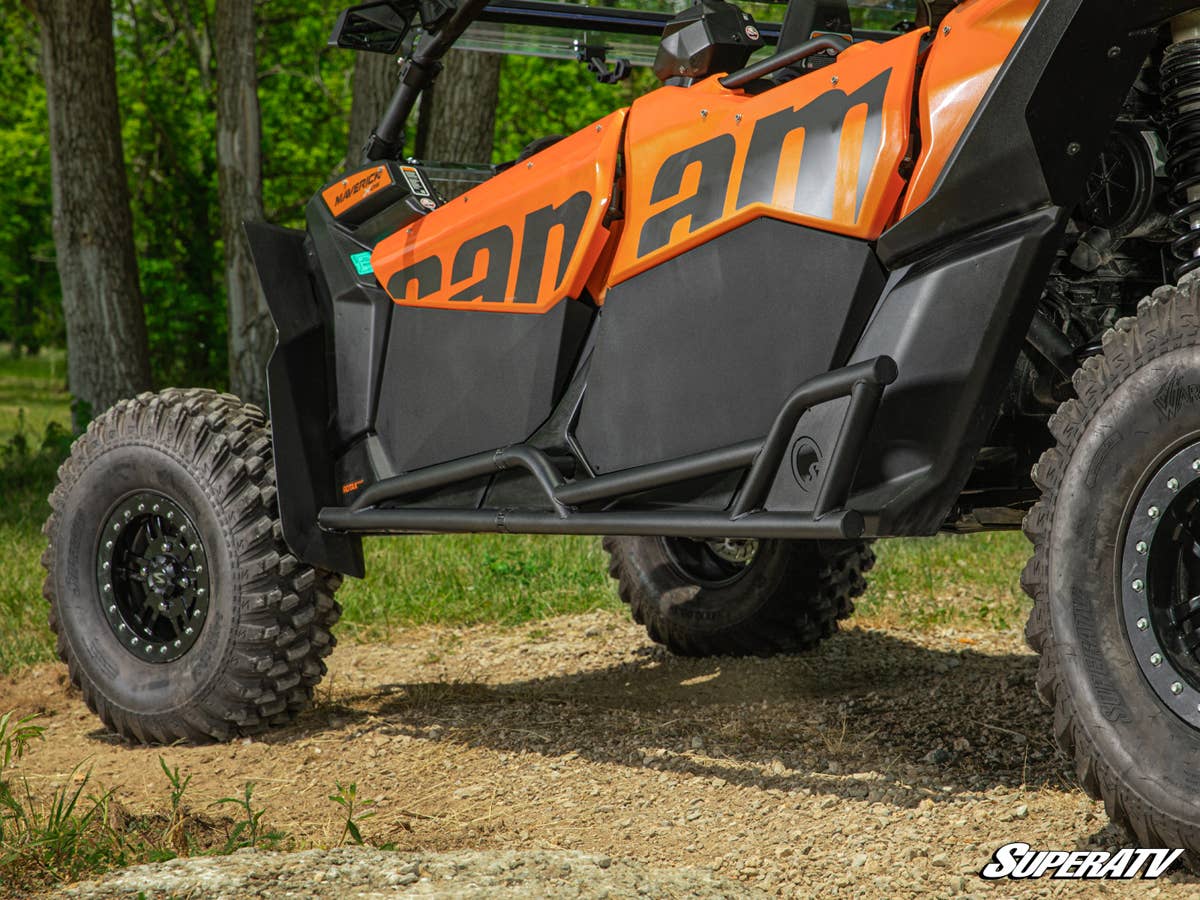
left=638, top=70, right=891, bottom=258
left=387, top=191, right=592, bottom=305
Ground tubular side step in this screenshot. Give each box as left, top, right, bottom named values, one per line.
left=318, top=507, right=865, bottom=540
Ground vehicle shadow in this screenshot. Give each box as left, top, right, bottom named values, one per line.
left=283, top=625, right=1068, bottom=811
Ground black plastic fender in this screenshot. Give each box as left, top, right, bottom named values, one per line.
left=245, top=222, right=365, bottom=578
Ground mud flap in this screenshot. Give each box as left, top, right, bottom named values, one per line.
left=245, top=222, right=365, bottom=578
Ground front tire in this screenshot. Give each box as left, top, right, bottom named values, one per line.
left=42, top=389, right=341, bottom=744
left=604, top=537, right=872, bottom=657
left=1024, top=281, right=1200, bottom=854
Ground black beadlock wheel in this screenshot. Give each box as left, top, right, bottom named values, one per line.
left=603, top=536, right=873, bottom=657
left=1024, top=279, right=1200, bottom=857
left=96, top=491, right=212, bottom=664
left=42, top=389, right=342, bottom=744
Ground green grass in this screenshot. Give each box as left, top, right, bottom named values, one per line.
left=0, top=349, right=1033, bottom=675
left=0, top=347, right=70, bottom=443
left=864, top=531, right=1032, bottom=632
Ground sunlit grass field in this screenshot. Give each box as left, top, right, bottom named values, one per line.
left=0, top=349, right=1032, bottom=673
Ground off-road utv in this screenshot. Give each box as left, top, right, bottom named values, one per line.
left=42, top=0, right=1200, bottom=855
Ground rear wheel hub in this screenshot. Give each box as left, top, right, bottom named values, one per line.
left=660, top=537, right=759, bottom=588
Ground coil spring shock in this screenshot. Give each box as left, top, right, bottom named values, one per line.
left=1163, top=38, right=1200, bottom=280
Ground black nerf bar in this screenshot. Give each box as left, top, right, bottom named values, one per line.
left=320, top=506, right=865, bottom=539
left=320, top=356, right=895, bottom=541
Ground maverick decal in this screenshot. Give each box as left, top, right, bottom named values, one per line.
left=323, top=165, right=392, bottom=218
left=637, top=69, right=891, bottom=259
left=386, top=191, right=593, bottom=305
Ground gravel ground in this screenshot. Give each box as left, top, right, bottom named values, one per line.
left=59, top=848, right=763, bottom=898
left=5, top=610, right=1199, bottom=897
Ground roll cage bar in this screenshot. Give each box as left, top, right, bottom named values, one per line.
left=342, top=0, right=898, bottom=161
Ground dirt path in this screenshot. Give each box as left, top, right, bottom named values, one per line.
left=4, top=610, right=1198, bottom=897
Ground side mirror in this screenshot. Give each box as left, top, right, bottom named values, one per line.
left=329, top=2, right=414, bottom=54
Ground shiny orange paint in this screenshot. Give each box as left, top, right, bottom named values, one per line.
left=901, top=0, right=1041, bottom=217
left=323, top=164, right=393, bottom=218
left=609, top=29, right=926, bottom=286
left=372, top=109, right=627, bottom=313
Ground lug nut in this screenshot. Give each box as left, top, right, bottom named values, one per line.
left=1132, top=579, right=1145, bottom=592
left=1172, top=681, right=1184, bottom=695
left=138, top=503, right=145, bottom=512
left=1151, top=652, right=1164, bottom=667
left=185, top=627, right=194, bottom=636
left=1137, top=617, right=1149, bottom=631
left=1149, top=506, right=1161, bottom=519
left=1137, top=541, right=1148, bottom=554
left=1169, top=478, right=1181, bottom=492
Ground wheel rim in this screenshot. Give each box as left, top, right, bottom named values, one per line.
left=1122, top=438, right=1200, bottom=727
left=660, top=537, right=759, bottom=588
left=95, top=491, right=211, bottom=663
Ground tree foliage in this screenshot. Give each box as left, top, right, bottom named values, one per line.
left=0, top=2, right=59, bottom=356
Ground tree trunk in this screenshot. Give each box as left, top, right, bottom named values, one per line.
left=417, top=50, right=501, bottom=197
left=215, top=0, right=272, bottom=407
left=346, top=53, right=397, bottom=168
left=31, top=0, right=152, bottom=425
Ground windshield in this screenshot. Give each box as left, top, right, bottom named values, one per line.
left=459, top=0, right=918, bottom=67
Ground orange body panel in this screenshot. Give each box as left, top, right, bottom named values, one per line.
left=324, top=164, right=394, bottom=217
left=372, top=109, right=627, bottom=313
left=610, top=29, right=926, bottom=286
left=901, top=0, right=1041, bottom=217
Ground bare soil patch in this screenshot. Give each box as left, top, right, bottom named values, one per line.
left=3, top=610, right=1197, bottom=897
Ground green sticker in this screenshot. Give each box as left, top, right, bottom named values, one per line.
left=351, top=251, right=374, bottom=276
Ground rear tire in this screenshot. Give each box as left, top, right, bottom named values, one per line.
left=42, top=389, right=341, bottom=744
left=1024, top=280, right=1200, bottom=855
left=603, top=537, right=872, bottom=657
